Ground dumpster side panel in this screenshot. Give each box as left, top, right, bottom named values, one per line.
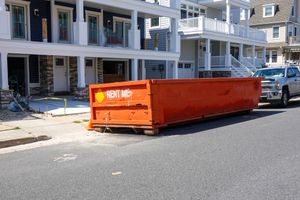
left=89, top=81, right=154, bottom=127
left=150, top=78, right=261, bottom=126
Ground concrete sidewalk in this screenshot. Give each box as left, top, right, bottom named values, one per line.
left=29, top=97, right=90, bottom=116
left=0, top=110, right=98, bottom=152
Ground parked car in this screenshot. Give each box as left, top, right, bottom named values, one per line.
left=253, top=66, right=300, bottom=107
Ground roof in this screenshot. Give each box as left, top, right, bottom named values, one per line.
left=249, top=0, right=294, bottom=26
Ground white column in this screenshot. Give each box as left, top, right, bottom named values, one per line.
left=50, top=0, right=55, bottom=42
left=77, top=56, right=86, bottom=88
left=263, top=47, right=267, bottom=64
left=132, top=59, right=138, bottom=81
left=205, top=38, right=211, bottom=70
left=226, top=1, right=231, bottom=24
left=76, top=0, right=84, bottom=22
left=226, top=41, right=231, bottom=67
left=173, top=60, right=178, bottom=79
left=141, top=60, right=146, bottom=80
left=170, top=18, right=180, bottom=53
left=252, top=45, right=256, bottom=66
left=245, top=9, right=249, bottom=27
left=129, top=10, right=140, bottom=49
left=0, top=0, right=11, bottom=39
left=226, top=0, right=231, bottom=34
left=0, top=52, right=9, bottom=90
left=239, top=44, right=243, bottom=61
left=170, top=0, right=180, bottom=53
left=74, top=0, right=87, bottom=45
left=245, top=9, right=249, bottom=37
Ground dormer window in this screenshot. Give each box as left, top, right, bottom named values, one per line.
left=263, top=4, right=275, bottom=17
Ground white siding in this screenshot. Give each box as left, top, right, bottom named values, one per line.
left=259, top=24, right=286, bottom=43
left=180, top=40, right=196, bottom=61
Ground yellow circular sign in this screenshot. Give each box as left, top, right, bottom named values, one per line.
left=95, top=90, right=105, bottom=103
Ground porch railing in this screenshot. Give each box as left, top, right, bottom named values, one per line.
left=211, top=56, right=226, bottom=68
left=179, top=16, right=266, bottom=42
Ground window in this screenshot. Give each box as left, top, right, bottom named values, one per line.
left=263, top=5, right=274, bottom=17
left=266, top=51, right=270, bottom=63
left=151, top=17, right=160, bottom=27
left=292, top=67, right=300, bottom=76
left=113, top=17, right=131, bottom=47
left=288, top=25, right=293, bottom=37
left=292, top=6, right=295, bottom=16
left=56, top=58, right=65, bottom=66
left=87, top=15, right=99, bottom=45
left=85, top=59, right=93, bottom=68
left=273, top=26, right=279, bottom=39
left=180, top=3, right=206, bottom=19
left=151, top=0, right=160, bottom=27
left=5, top=4, right=9, bottom=11
left=11, top=5, right=27, bottom=39
left=58, top=10, right=71, bottom=42
left=295, top=27, right=297, bottom=36
left=256, top=51, right=263, bottom=59
left=271, top=51, right=277, bottom=63
left=184, top=63, right=192, bottom=69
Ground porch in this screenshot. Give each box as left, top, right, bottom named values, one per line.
left=179, top=39, right=266, bottom=78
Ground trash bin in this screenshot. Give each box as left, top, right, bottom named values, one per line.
left=88, top=78, right=261, bottom=135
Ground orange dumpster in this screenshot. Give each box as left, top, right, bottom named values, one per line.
left=88, top=78, right=261, bottom=135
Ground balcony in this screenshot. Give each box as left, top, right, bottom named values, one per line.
left=288, top=36, right=300, bottom=45
left=178, top=16, right=267, bottom=44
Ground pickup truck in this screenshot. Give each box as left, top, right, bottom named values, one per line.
left=253, top=66, right=300, bottom=107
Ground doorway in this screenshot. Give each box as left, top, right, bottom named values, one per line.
left=8, top=57, right=27, bottom=96
left=54, top=57, right=68, bottom=92
left=85, top=58, right=96, bottom=85
left=103, top=61, right=127, bottom=83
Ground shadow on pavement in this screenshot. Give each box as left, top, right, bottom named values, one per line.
left=258, top=99, right=300, bottom=109
left=159, top=110, right=284, bottom=137
left=107, top=110, right=284, bottom=138
left=0, top=110, right=42, bottom=122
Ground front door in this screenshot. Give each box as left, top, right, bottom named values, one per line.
left=178, top=62, right=194, bottom=79
left=8, top=57, right=27, bottom=96
left=54, top=57, right=68, bottom=92
left=85, top=58, right=96, bottom=85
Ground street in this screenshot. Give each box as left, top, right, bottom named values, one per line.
left=0, top=101, right=300, bottom=200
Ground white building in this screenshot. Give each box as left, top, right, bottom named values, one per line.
left=146, top=0, right=268, bottom=78
left=0, top=0, right=180, bottom=106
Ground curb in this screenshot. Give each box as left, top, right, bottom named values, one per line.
left=0, top=135, right=52, bottom=149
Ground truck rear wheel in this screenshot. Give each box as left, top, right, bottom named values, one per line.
left=280, top=89, right=289, bottom=108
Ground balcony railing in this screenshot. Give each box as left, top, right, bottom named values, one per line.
left=288, top=36, right=300, bottom=44
left=179, top=16, right=267, bottom=42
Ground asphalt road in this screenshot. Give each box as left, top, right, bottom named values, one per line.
left=1, top=101, right=300, bottom=200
